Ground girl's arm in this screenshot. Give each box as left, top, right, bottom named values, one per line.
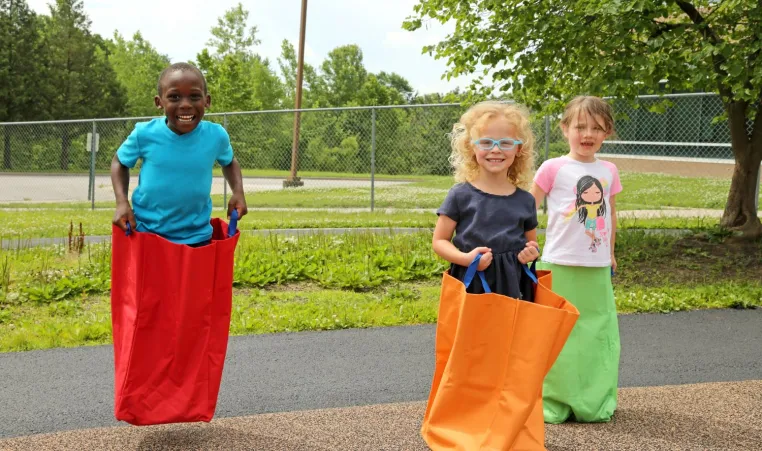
left=432, top=215, right=492, bottom=268
left=525, top=228, right=537, bottom=244
left=518, top=228, right=540, bottom=264
left=529, top=183, right=546, bottom=210
left=610, top=195, right=618, bottom=271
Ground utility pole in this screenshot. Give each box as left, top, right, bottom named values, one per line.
left=284, top=0, right=307, bottom=188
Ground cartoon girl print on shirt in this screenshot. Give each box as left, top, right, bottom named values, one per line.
left=563, top=175, right=608, bottom=253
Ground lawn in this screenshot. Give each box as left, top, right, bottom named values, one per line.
left=0, top=208, right=723, bottom=241
left=1, top=170, right=758, bottom=213
left=1, top=229, right=760, bottom=352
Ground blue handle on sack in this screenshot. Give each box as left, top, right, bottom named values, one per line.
left=463, top=254, right=493, bottom=293
left=523, top=260, right=538, bottom=285
left=463, top=254, right=539, bottom=293
left=123, top=210, right=238, bottom=238
left=228, top=209, right=239, bottom=236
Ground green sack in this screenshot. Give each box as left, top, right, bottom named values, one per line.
left=538, top=262, right=621, bottom=423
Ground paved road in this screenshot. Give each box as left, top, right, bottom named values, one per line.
left=1, top=308, right=760, bottom=439
left=0, top=174, right=409, bottom=203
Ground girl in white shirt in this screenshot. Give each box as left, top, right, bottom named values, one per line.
left=531, top=95, right=622, bottom=424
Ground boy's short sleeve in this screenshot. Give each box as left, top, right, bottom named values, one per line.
left=116, top=126, right=141, bottom=168
left=436, top=186, right=461, bottom=222
left=216, top=128, right=234, bottom=166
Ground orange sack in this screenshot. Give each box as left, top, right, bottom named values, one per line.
left=421, top=256, right=579, bottom=450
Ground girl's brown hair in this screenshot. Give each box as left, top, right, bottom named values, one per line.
left=560, top=96, right=615, bottom=134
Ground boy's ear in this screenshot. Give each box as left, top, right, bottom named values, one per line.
left=205, top=94, right=211, bottom=109
left=154, top=96, right=162, bottom=109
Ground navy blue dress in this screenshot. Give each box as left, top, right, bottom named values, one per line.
left=437, top=182, right=539, bottom=301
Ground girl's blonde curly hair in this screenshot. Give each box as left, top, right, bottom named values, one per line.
left=449, top=101, right=535, bottom=188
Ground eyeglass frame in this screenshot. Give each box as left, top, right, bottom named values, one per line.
left=472, top=137, right=523, bottom=152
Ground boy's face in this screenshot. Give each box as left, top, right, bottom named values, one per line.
left=154, top=70, right=211, bottom=135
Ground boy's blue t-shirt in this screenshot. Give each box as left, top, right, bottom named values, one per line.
left=116, top=118, right=234, bottom=244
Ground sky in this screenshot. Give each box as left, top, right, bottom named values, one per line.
left=26, top=0, right=479, bottom=96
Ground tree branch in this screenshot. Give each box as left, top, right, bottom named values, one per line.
left=675, top=1, right=720, bottom=43
left=675, top=1, right=735, bottom=100
left=650, top=22, right=687, bottom=39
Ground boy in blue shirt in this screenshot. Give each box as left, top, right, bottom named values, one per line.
left=111, top=62, right=247, bottom=246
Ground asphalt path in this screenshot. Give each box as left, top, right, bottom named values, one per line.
left=1, top=308, right=760, bottom=439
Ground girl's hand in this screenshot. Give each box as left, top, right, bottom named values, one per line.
left=518, top=241, right=540, bottom=264
left=466, top=247, right=492, bottom=270
left=611, top=253, right=617, bottom=273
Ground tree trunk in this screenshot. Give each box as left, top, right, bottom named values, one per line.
left=3, top=129, right=11, bottom=170
left=60, top=130, right=70, bottom=171
left=720, top=102, right=762, bottom=239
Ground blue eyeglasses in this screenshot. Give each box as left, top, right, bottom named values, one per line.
left=473, top=138, right=523, bottom=151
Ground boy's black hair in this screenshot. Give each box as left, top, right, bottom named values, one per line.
left=157, top=62, right=208, bottom=95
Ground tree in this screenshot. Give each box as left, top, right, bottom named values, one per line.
left=195, top=3, right=283, bottom=112
left=0, top=0, right=45, bottom=168
left=206, top=2, right=259, bottom=58
left=41, top=0, right=126, bottom=169
left=404, top=0, right=762, bottom=238
left=320, top=44, right=368, bottom=107
left=376, top=71, right=415, bottom=103
left=278, top=39, right=320, bottom=108
left=108, top=31, right=170, bottom=117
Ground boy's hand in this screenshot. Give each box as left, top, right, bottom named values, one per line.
left=466, top=247, right=492, bottom=270
left=113, top=201, right=136, bottom=232
left=227, top=192, right=248, bottom=220
left=518, top=241, right=540, bottom=264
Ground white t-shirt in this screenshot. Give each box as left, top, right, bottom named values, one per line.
left=533, top=156, right=623, bottom=267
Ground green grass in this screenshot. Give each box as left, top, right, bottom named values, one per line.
left=1, top=229, right=760, bottom=352
left=0, top=210, right=439, bottom=240
left=2, top=170, right=759, bottom=212
left=5, top=279, right=759, bottom=353
left=0, top=208, right=728, bottom=241
left=1, top=168, right=438, bottom=181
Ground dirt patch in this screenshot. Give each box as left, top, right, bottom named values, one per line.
left=617, top=232, right=762, bottom=287
left=600, top=155, right=741, bottom=178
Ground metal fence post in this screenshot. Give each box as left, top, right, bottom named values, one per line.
left=2, top=123, right=9, bottom=170
left=90, top=121, right=97, bottom=210
left=543, top=115, right=550, bottom=215
left=370, top=108, right=376, bottom=212
left=223, top=114, right=228, bottom=210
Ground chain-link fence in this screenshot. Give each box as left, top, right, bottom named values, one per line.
left=601, top=92, right=748, bottom=160
left=0, top=93, right=747, bottom=209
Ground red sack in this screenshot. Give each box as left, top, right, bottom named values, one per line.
left=110, top=212, right=240, bottom=426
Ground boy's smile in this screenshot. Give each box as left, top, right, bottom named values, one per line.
left=155, top=70, right=211, bottom=135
